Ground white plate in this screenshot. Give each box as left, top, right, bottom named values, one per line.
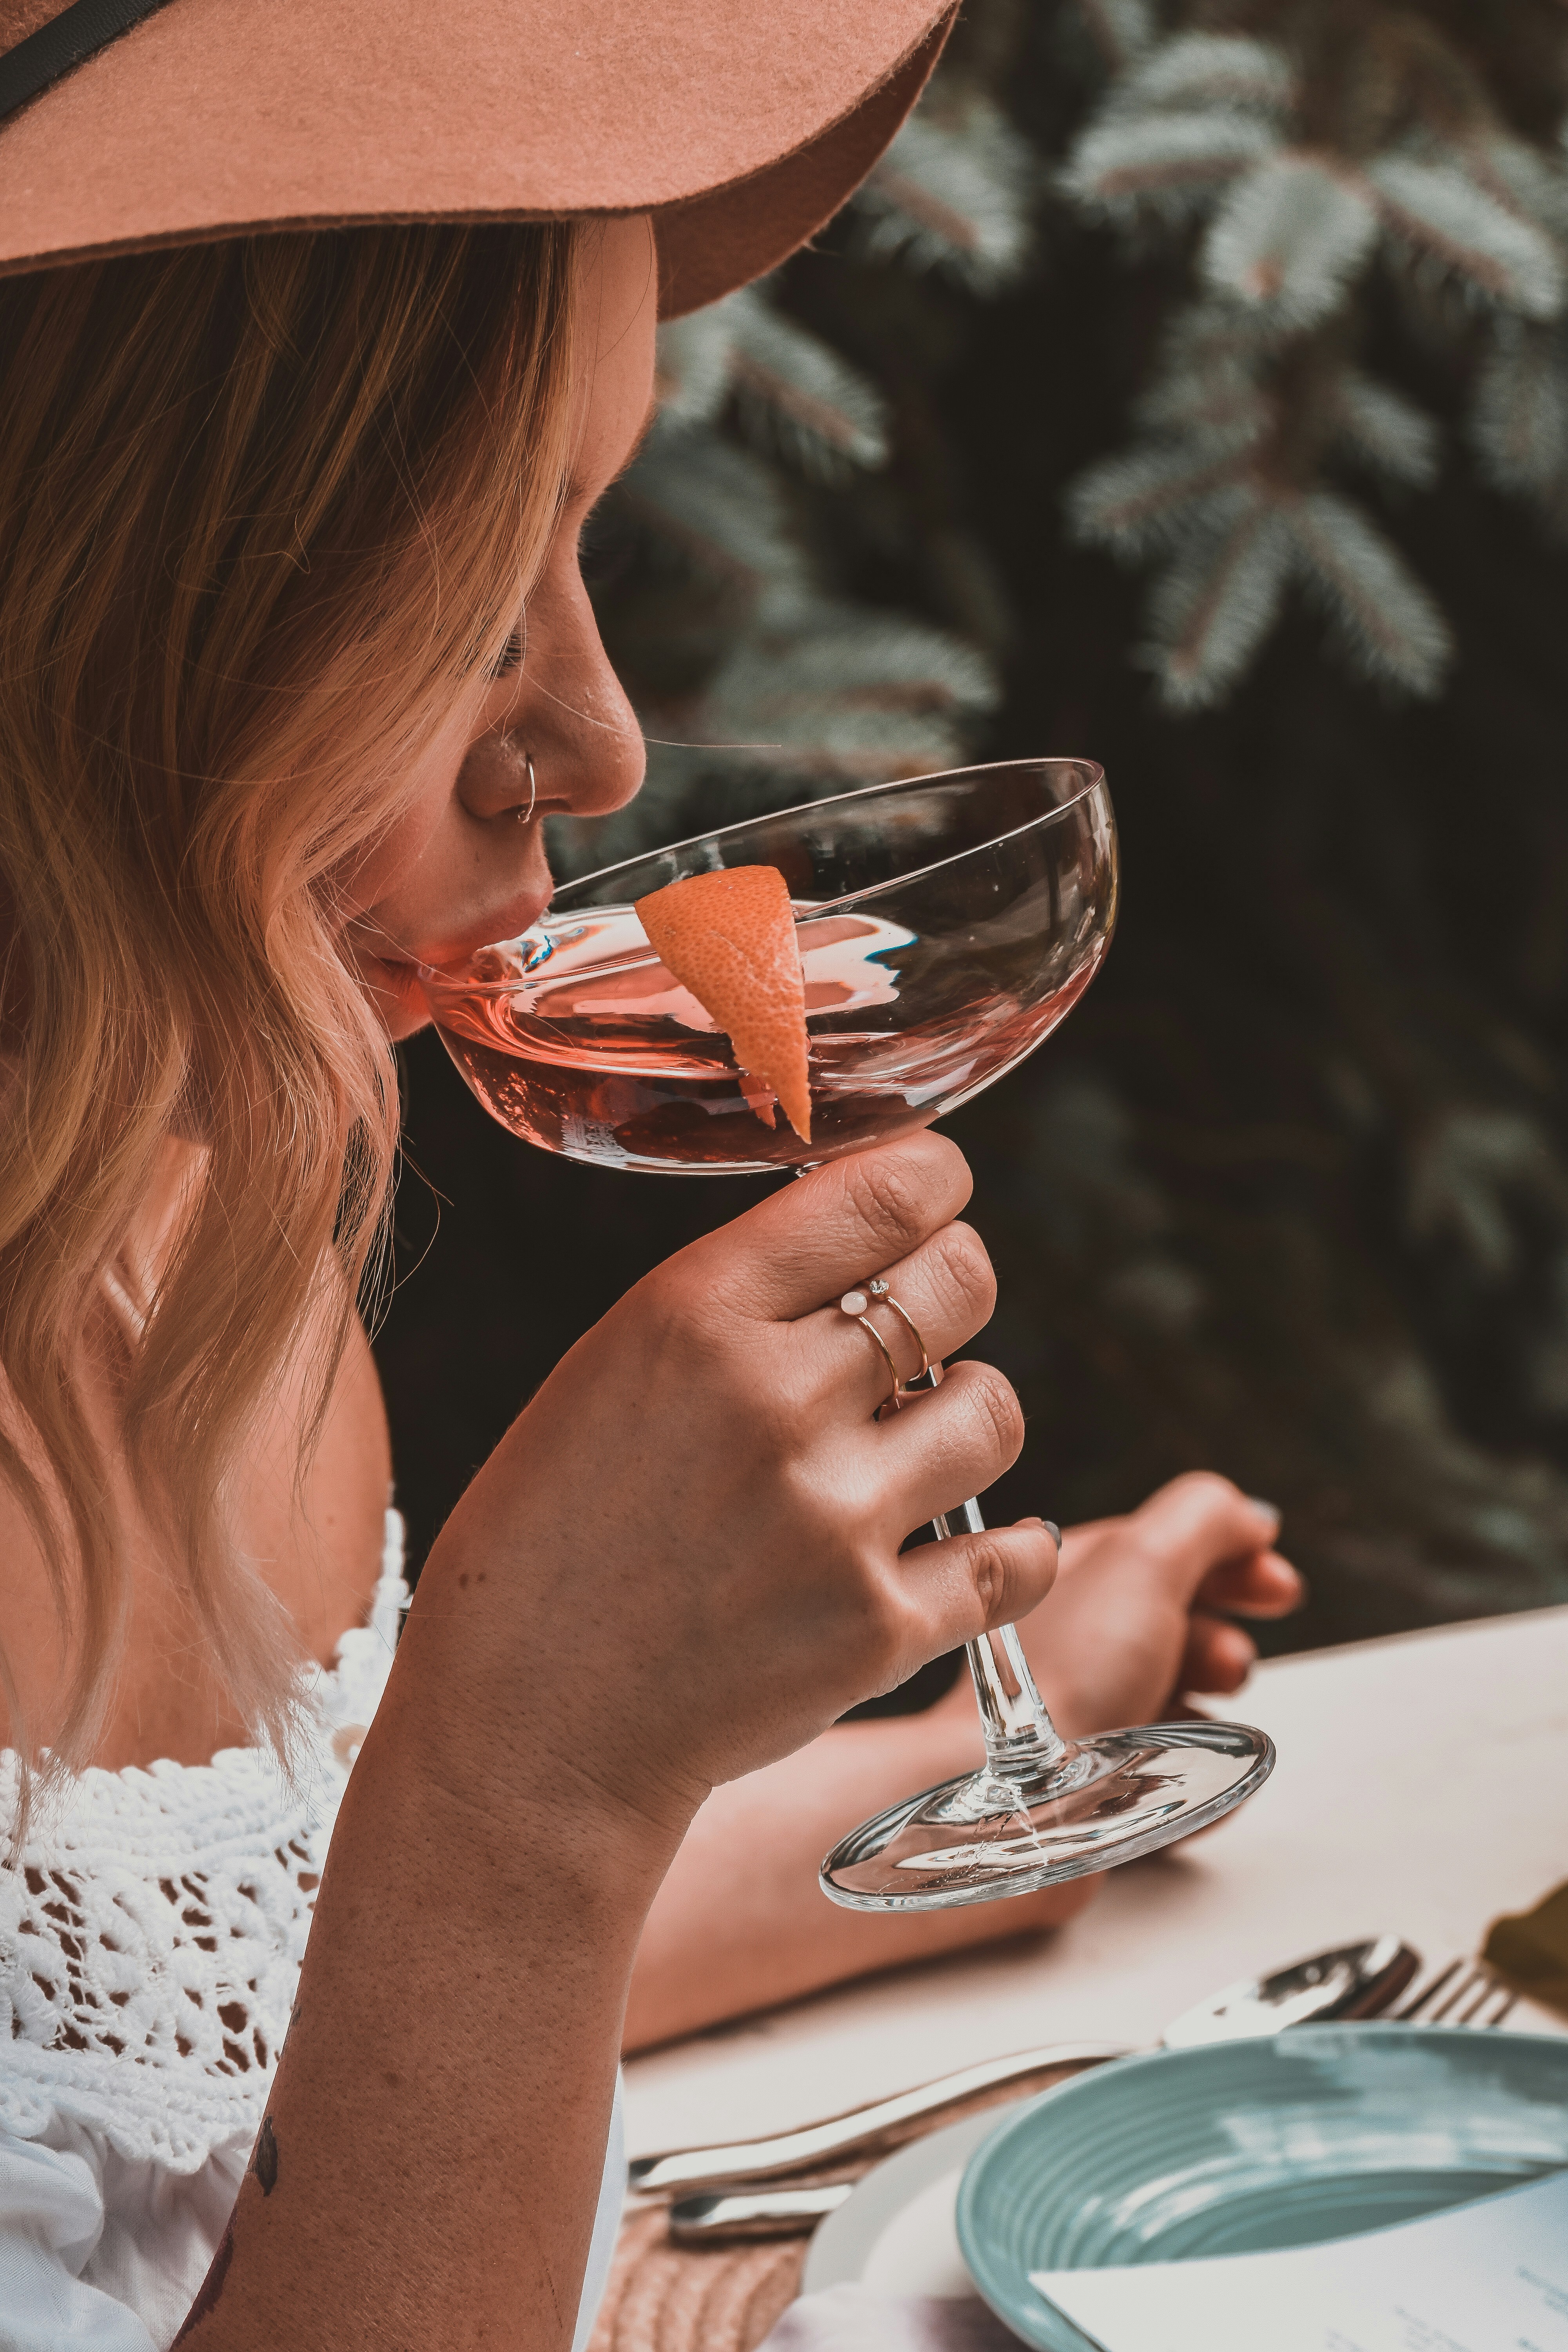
left=801, top=2099, right=1031, bottom=2300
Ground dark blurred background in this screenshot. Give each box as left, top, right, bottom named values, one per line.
left=375, top=0, right=1568, bottom=1656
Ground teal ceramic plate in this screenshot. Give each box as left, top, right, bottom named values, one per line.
left=955, top=2026, right=1568, bottom=2351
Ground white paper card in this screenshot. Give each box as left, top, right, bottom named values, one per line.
left=1029, top=2166, right=1568, bottom=2352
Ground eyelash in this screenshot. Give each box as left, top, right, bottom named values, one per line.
left=577, top=507, right=632, bottom=593
left=484, top=488, right=619, bottom=676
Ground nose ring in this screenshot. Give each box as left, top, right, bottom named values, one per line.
left=515, top=752, right=537, bottom=824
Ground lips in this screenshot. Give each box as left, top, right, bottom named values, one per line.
left=355, top=872, right=557, bottom=983
left=412, top=882, right=556, bottom=977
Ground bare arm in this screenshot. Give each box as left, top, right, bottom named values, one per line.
left=179, top=1698, right=670, bottom=2347
left=626, top=1707, right=1082, bottom=2051
left=176, top=1135, right=1061, bottom=2350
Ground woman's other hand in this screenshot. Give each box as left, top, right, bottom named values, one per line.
left=944, top=1474, right=1302, bottom=1744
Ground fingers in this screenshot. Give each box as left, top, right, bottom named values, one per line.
left=701, top=1134, right=975, bottom=1322
left=869, top=1358, right=1027, bottom=1532
left=1176, top=1548, right=1303, bottom=1703
left=1178, top=1612, right=1259, bottom=1697
left=797, top=1217, right=997, bottom=1415
left=1056, top=1497, right=1302, bottom=1626
left=896, top=1518, right=1059, bottom=1661
left=1117, top=1474, right=1282, bottom=1605
left=1194, top=1548, right=1303, bottom=1618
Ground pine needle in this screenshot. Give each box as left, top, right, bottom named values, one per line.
left=1063, top=108, right=1278, bottom=219
left=855, top=98, right=1038, bottom=291
left=1068, top=439, right=1261, bottom=557
left=1106, top=32, right=1293, bottom=122
left=1202, top=152, right=1379, bottom=327
left=1144, top=494, right=1295, bottom=709
left=1367, top=154, right=1564, bottom=318
left=1284, top=490, right=1452, bottom=694
left=1472, top=318, right=1568, bottom=517
left=657, top=290, right=889, bottom=479
left=1334, top=372, right=1443, bottom=488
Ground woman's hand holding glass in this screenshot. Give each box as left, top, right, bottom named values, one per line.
left=400, top=1129, right=1056, bottom=1848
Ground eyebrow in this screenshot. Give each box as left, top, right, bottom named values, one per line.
left=566, top=390, right=661, bottom=506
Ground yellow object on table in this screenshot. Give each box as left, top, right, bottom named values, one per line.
left=1484, top=1879, right=1568, bottom=2020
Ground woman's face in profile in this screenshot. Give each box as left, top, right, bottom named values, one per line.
left=344, top=215, right=659, bottom=1040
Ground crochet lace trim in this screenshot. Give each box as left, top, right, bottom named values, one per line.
left=0, top=1512, right=407, bottom=2173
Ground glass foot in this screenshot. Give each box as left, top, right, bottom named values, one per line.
left=819, top=1721, right=1275, bottom=1912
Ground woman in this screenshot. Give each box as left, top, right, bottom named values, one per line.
left=0, top=4, right=1299, bottom=2345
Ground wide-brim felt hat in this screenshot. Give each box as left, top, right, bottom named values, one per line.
left=0, top=0, right=956, bottom=315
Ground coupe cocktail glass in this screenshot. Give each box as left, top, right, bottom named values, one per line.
left=421, top=759, right=1274, bottom=1910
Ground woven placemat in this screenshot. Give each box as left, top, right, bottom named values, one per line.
left=585, top=2203, right=806, bottom=2352
left=592, top=2071, right=1095, bottom=2352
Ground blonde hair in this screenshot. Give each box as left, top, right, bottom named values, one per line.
left=0, top=221, right=581, bottom=1786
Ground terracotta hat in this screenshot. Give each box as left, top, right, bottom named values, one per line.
left=0, top=0, right=956, bottom=315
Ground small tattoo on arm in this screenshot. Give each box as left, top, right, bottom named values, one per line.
left=171, top=2112, right=279, bottom=2340
left=172, top=2221, right=234, bottom=2342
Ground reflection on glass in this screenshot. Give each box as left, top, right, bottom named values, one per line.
left=425, top=762, right=1115, bottom=1175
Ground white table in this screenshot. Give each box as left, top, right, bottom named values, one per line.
left=625, top=1606, right=1568, bottom=2158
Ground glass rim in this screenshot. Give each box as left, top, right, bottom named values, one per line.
left=432, top=755, right=1108, bottom=993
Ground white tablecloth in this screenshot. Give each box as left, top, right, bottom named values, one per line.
left=626, top=1606, right=1568, bottom=2157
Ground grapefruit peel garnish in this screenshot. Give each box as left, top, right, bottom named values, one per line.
left=634, top=866, right=812, bottom=1143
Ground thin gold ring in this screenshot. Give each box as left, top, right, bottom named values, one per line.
left=838, top=1290, right=904, bottom=1414
left=840, top=1277, right=931, bottom=1412
left=840, top=1277, right=931, bottom=1384
left=875, top=1292, right=930, bottom=1381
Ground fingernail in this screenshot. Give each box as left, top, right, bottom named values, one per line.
left=1044, top=1520, right=1062, bottom=1549
left=1247, top=1496, right=1280, bottom=1525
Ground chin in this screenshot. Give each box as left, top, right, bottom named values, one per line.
left=353, top=952, right=433, bottom=1042
left=383, top=997, right=435, bottom=1044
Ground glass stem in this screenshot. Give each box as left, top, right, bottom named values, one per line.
left=906, top=1368, right=1069, bottom=1779
left=936, top=1500, right=1070, bottom=1779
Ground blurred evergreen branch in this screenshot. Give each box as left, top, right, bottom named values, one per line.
left=1060, top=5, right=1568, bottom=708
left=482, top=0, right=1568, bottom=1652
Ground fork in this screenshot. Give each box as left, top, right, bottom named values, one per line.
left=666, top=1950, right=1524, bottom=2244
left=1392, top=1955, right=1517, bottom=2029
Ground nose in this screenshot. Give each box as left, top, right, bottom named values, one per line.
left=508, top=557, right=646, bottom=824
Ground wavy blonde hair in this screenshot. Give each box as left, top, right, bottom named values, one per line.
left=0, top=221, right=581, bottom=1788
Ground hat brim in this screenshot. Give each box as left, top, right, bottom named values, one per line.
left=0, top=0, right=955, bottom=315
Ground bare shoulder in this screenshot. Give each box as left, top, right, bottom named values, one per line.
left=219, top=1291, right=394, bottom=1669
left=0, top=1297, right=394, bottom=1764
left=0, top=1381, right=67, bottom=1749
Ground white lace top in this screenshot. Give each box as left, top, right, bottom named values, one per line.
left=0, top=1512, right=624, bottom=2350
